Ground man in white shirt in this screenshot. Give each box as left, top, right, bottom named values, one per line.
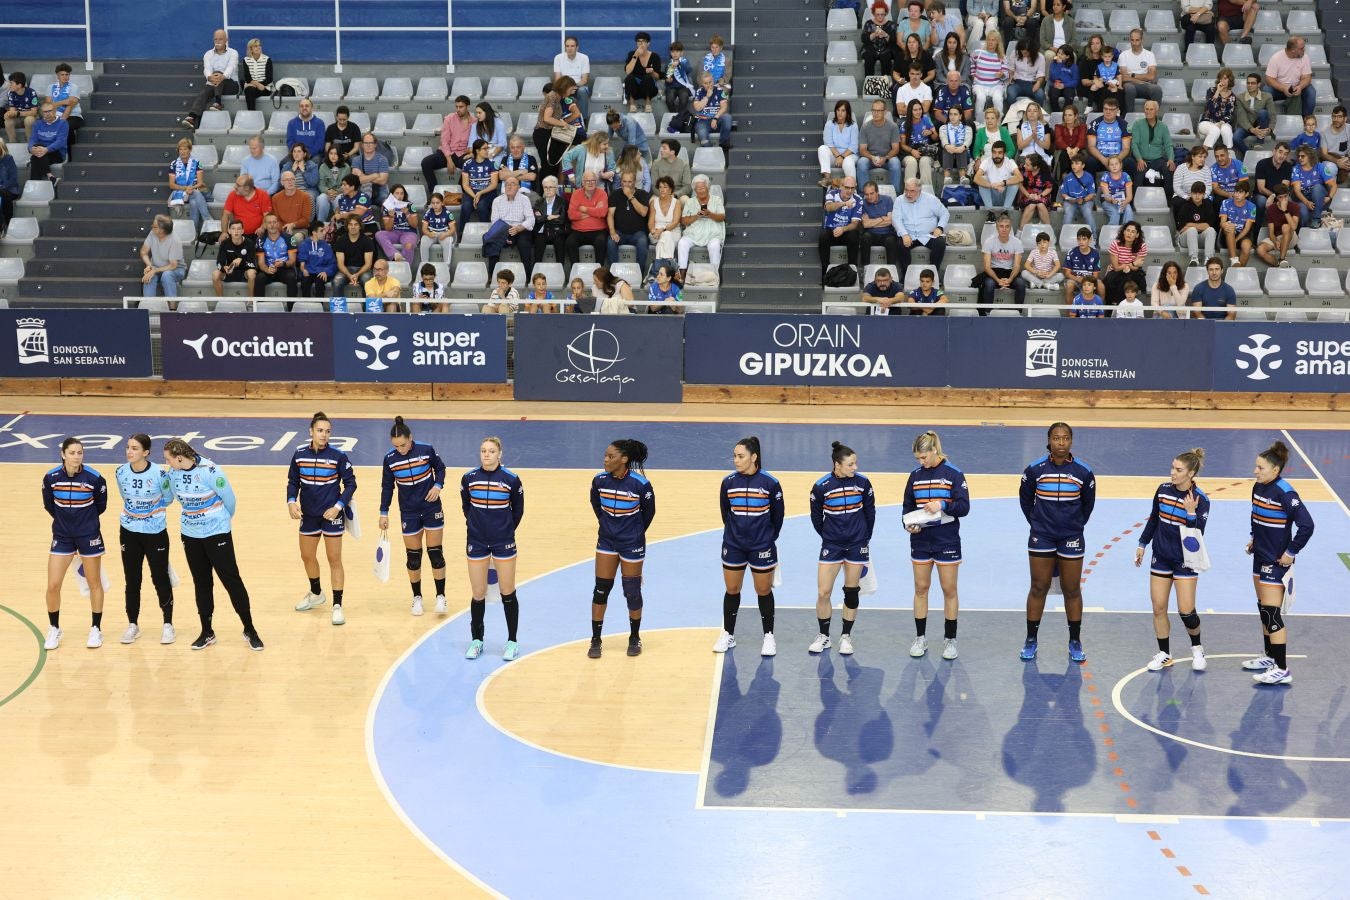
left=484, top=175, right=537, bottom=277
left=895, top=66, right=934, bottom=115
left=974, top=141, right=1023, bottom=221
left=181, top=30, right=239, bottom=131
left=553, top=35, right=592, bottom=119
left=1117, top=29, right=1162, bottom=114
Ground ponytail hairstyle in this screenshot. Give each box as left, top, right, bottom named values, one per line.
left=830, top=440, right=856, bottom=466
left=611, top=438, right=649, bottom=473
left=163, top=438, right=199, bottom=462
left=310, top=411, right=330, bottom=430
left=736, top=436, right=762, bottom=472
left=1259, top=440, right=1290, bottom=473
left=390, top=416, right=412, bottom=439
left=1046, top=421, right=1073, bottom=450
left=59, top=436, right=83, bottom=453
left=129, top=433, right=153, bottom=452
left=1175, top=447, right=1205, bottom=479
left=912, top=430, right=944, bottom=461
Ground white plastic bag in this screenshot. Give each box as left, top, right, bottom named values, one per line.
left=345, top=504, right=362, bottom=540
left=373, top=530, right=391, bottom=583
left=1281, top=564, right=1296, bottom=613
left=858, top=563, right=878, bottom=596
left=168, top=560, right=181, bottom=588
left=1179, top=525, right=1210, bottom=573
left=772, top=564, right=783, bottom=588
left=486, top=559, right=502, bottom=603
left=76, top=560, right=111, bottom=597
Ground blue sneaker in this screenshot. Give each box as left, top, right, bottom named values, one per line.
left=1068, top=639, right=1086, bottom=663
left=1020, top=638, right=1037, bottom=660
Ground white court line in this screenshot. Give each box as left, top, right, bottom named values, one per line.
left=0, top=412, right=26, bottom=432
left=1110, top=653, right=1350, bottom=763
left=693, top=649, right=727, bottom=808
left=1281, top=429, right=1350, bottom=521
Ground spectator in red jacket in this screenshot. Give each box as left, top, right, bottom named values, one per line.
left=222, top=174, right=272, bottom=235
left=565, top=170, right=610, bottom=269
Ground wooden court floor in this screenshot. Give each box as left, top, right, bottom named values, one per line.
left=1, top=398, right=1345, bottom=898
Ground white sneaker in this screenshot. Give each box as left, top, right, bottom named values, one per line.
left=411, top=596, right=424, bottom=617
left=44, top=626, right=62, bottom=650
left=712, top=632, right=737, bottom=652
left=808, top=633, right=831, bottom=653
left=1241, top=655, right=1275, bottom=671
left=1253, top=666, right=1292, bottom=685
left=295, top=591, right=327, bottom=612
left=942, top=638, right=959, bottom=660
left=761, top=633, right=777, bottom=657
left=434, top=594, right=447, bottom=615
left=1147, top=651, right=1174, bottom=671
left=161, top=623, right=176, bottom=644
left=1191, top=645, right=1207, bottom=671
left=120, top=623, right=141, bottom=644
left=332, top=605, right=345, bottom=626
left=87, top=626, right=103, bottom=649
left=839, top=634, right=855, bottom=655
left=909, top=635, right=928, bottom=657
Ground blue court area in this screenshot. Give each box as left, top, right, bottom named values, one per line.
left=0, top=412, right=1336, bottom=480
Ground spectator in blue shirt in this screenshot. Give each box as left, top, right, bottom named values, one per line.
left=858, top=181, right=899, bottom=268
left=606, top=110, right=651, bottom=159
left=1287, top=114, right=1322, bottom=158
left=1218, top=184, right=1257, bottom=266
left=893, top=177, right=950, bottom=275
left=286, top=98, right=326, bottom=161
left=351, top=132, right=391, bottom=205
left=27, top=102, right=68, bottom=187
left=1187, top=257, right=1237, bottom=320
left=1069, top=274, right=1105, bottom=318
left=47, top=63, right=84, bottom=149
left=297, top=231, right=337, bottom=298
left=1291, top=145, right=1337, bottom=226
left=818, top=177, right=862, bottom=284
left=1086, top=99, right=1129, bottom=175
left=240, top=135, right=280, bottom=195
left=4, top=72, right=39, bottom=143
left=1062, top=226, right=1100, bottom=304
left=0, top=138, right=22, bottom=237
left=1209, top=145, right=1247, bottom=202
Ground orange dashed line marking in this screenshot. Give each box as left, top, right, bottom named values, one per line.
left=1162, top=848, right=1176, bottom=859
left=1095, top=710, right=1106, bottom=719
left=1147, top=831, right=1161, bottom=841
left=1177, top=867, right=1191, bottom=877
left=1195, top=885, right=1211, bottom=895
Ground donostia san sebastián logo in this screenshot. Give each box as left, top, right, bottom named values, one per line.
left=16, top=316, right=126, bottom=367
left=16, top=317, right=49, bottom=364
left=558, top=325, right=634, bottom=392
left=1025, top=328, right=1057, bottom=377
left=1024, top=327, right=1136, bottom=380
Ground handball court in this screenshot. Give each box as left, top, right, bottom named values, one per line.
left=1, top=398, right=1348, bottom=899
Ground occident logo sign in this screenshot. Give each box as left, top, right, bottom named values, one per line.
left=557, top=325, right=635, bottom=393
left=740, top=322, right=893, bottom=378
left=181, top=332, right=317, bottom=359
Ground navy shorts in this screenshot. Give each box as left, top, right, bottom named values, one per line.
left=1150, top=556, right=1198, bottom=580
left=597, top=534, right=646, bottom=563
left=401, top=506, right=445, bottom=537
left=912, top=545, right=962, bottom=565
left=299, top=512, right=345, bottom=537
left=819, top=543, right=870, bottom=565
left=51, top=532, right=105, bottom=557
left=1253, top=557, right=1291, bottom=586
left=467, top=539, right=517, bottom=561
left=723, top=542, right=778, bottom=570
left=1028, top=532, right=1086, bottom=559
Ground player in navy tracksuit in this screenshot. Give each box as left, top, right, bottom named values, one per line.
left=588, top=439, right=656, bottom=659
left=115, top=433, right=176, bottom=646
left=288, top=412, right=357, bottom=625
left=809, top=441, right=876, bottom=656
left=712, top=437, right=785, bottom=657
left=903, top=431, right=971, bottom=661
left=460, top=436, right=526, bottom=661
left=1242, top=440, right=1314, bottom=685
left=379, top=416, right=448, bottom=618
left=1019, top=422, right=1096, bottom=663
left=1134, top=448, right=1211, bottom=673
left=41, top=437, right=109, bottom=651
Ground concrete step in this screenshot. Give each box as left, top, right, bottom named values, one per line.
left=730, top=112, right=819, bottom=131
left=92, top=93, right=192, bottom=114
left=59, top=160, right=171, bottom=181
left=715, top=284, right=822, bottom=313
left=735, top=132, right=814, bottom=148
left=40, top=219, right=153, bottom=238
left=735, top=7, right=828, bottom=25
left=54, top=181, right=167, bottom=202
left=49, top=199, right=167, bottom=220
left=71, top=125, right=189, bottom=147
left=724, top=184, right=825, bottom=205
left=739, top=60, right=825, bottom=78
left=732, top=147, right=818, bottom=167
left=24, top=258, right=145, bottom=279
left=18, top=277, right=139, bottom=301
left=727, top=222, right=821, bottom=243
left=35, top=237, right=146, bottom=259
left=734, top=75, right=826, bottom=95
left=102, top=60, right=201, bottom=78
left=70, top=145, right=178, bottom=164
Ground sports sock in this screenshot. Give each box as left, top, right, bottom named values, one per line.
left=591, top=620, right=603, bottom=640
left=332, top=590, right=343, bottom=608
left=49, top=610, right=59, bottom=628
left=1068, top=619, right=1082, bottom=642
left=502, top=592, right=519, bottom=641
left=1026, top=619, right=1040, bottom=641
left=1157, top=636, right=1170, bottom=655
left=1188, top=630, right=1202, bottom=647
left=410, top=580, right=422, bottom=600
left=842, top=617, right=855, bottom=635
left=757, top=592, right=775, bottom=634
left=309, top=577, right=321, bottom=595
left=818, top=617, right=831, bottom=637
left=722, top=592, right=739, bottom=634
left=1263, top=633, right=1273, bottom=657
left=630, top=617, right=641, bottom=640
left=92, top=611, right=102, bottom=629
left=914, top=616, right=927, bottom=637
left=944, top=618, right=958, bottom=639
left=434, top=576, right=446, bottom=595
left=1271, top=644, right=1288, bottom=669
left=469, top=599, right=486, bottom=640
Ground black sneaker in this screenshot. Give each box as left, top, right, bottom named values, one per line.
left=587, top=637, right=603, bottom=658
left=244, top=630, right=265, bottom=651
left=627, top=636, right=643, bottom=657
left=985, top=211, right=996, bottom=224
left=179, top=115, right=197, bottom=130
left=190, top=631, right=216, bottom=650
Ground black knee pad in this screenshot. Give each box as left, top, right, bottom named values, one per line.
left=1179, top=610, right=1201, bottom=631
left=406, top=548, right=423, bottom=571
left=426, top=545, right=445, bottom=569
left=622, top=576, right=643, bottom=611
left=843, top=586, right=861, bottom=610
left=592, top=577, right=615, bottom=606
left=1259, top=604, right=1284, bottom=634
